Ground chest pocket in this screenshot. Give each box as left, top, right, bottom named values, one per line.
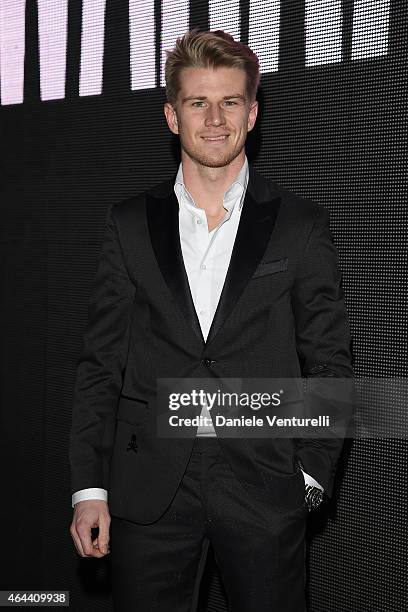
left=251, top=257, right=288, bottom=279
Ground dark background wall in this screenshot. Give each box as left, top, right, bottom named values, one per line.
left=1, top=1, right=407, bottom=610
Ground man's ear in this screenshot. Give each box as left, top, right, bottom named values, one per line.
left=247, top=100, right=258, bottom=133
left=163, top=102, right=179, bottom=135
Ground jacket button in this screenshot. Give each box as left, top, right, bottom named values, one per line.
left=203, top=358, right=216, bottom=367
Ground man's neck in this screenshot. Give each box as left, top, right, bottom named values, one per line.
left=181, top=153, right=246, bottom=216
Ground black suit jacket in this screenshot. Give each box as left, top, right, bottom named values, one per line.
left=69, top=165, right=354, bottom=524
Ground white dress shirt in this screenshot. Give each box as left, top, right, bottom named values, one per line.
left=72, top=156, right=323, bottom=507
left=176, top=156, right=248, bottom=436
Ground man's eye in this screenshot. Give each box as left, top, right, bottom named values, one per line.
left=191, top=100, right=237, bottom=107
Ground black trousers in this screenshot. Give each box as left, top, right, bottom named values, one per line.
left=110, top=437, right=308, bottom=611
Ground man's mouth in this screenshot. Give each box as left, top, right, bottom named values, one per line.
left=201, top=135, right=229, bottom=141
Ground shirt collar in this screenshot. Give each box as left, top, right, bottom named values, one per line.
left=174, top=156, right=249, bottom=212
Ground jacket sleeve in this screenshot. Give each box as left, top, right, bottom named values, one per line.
left=69, top=204, right=136, bottom=495
left=291, top=205, right=354, bottom=498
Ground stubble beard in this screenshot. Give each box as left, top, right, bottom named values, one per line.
left=180, top=136, right=245, bottom=169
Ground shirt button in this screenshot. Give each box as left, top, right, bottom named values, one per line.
left=196, top=218, right=202, bottom=224
left=199, top=310, right=206, bottom=315
left=200, top=264, right=206, bottom=270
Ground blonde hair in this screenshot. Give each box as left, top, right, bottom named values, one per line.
left=164, top=28, right=260, bottom=107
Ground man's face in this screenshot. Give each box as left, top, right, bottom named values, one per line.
left=164, top=66, right=258, bottom=168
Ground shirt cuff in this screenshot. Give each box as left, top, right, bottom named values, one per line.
left=300, top=469, right=324, bottom=491
left=72, top=488, right=108, bottom=508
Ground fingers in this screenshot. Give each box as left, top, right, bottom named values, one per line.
left=93, top=535, right=111, bottom=555
left=70, top=501, right=111, bottom=558
left=77, top=521, right=103, bottom=557
left=96, top=514, right=111, bottom=555
left=70, top=521, right=86, bottom=557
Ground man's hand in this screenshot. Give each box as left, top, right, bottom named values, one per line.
left=70, top=500, right=111, bottom=558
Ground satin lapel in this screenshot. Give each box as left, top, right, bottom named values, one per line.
left=205, top=171, right=281, bottom=347
left=146, top=187, right=205, bottom=345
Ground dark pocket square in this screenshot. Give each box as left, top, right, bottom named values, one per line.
left=252, top=257, right=288, bottom=279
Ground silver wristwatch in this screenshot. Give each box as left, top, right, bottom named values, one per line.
left=296, top=458, right=324, bottom=511
left=304, top=484, right=324, bottom=511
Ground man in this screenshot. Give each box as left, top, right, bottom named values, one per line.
left=69, top=29, right=353, bottom=611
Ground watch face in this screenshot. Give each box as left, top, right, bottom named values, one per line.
left=305, top=486, right=324, bottom=510
left=311, top=492, right=323, bottom=509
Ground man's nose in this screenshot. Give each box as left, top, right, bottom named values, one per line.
left=204, top=105, right=226, bottom=126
